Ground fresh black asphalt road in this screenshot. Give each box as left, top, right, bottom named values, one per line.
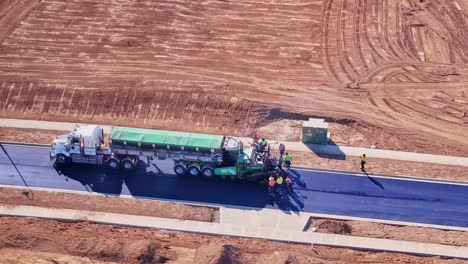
left=1, top=143, right=468, bottom=227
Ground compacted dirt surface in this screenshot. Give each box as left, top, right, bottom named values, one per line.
left=0, top=187, right=217, bottom=222
left=312, top=219, right=468, bottom=247
left=0, top=0, right=467, bottom=155
left=0, top=127, right=67, bottom=144
left=0, top=216, right=467, bottom=264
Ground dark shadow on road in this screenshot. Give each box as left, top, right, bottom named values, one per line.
left=56, top=160, right=307, bottom=215
left=55, top=163, right=124, bottom=195
left=364, top=170, right=385, bottom=189
left=289, top=169, right=307, bottom=188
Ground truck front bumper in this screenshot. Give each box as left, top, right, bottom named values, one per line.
left=49, top=150, right=55, bottom=162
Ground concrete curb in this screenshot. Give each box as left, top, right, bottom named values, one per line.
left=0, top=205, right=467, bottom=260
left=0, top=141, right=49, bottom=147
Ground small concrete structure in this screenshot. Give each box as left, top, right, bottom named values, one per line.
left=302, top=118, right=329, bottom=144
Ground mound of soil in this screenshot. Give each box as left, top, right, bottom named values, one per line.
left=315, top=219, right=353, bottom=235
left=195, top=243, right=243, bottom=264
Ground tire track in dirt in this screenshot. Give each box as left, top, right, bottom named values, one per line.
left=0, top=0, right=467, bottom=155
left=323, top=0, right=352, bottom=84
left=352, top=0, right=369, bottom=72
left=390, top=98, right=464, bottom=125
left=381, top=0, right=403, bottom=60
left=439, top=0, right=468, bottom=61
left=414, top=0, right=468, bottom=63
left=322, top=0, right=343, bottom=84
left=0, top=0, right=40, bottom=43
left=339, top=0, right=360, bottom=82
left=393, top=0, right=419, bottom=61
left=0, top=0, right=327, bottom=99
left=365, top=96, right=468, bottom=146
left=363, top=0, right=386, bottom=64
left=0, top=82, right=278, bottom=135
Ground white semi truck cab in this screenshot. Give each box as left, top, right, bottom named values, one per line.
left=51, top=125, right=108, bottom=165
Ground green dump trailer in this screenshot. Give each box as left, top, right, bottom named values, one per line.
left=50, top=125, right=277, bottom=182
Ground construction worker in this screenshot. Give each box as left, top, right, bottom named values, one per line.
left=252, top=133, right=259, bottom=145
left=285, top=176, right=292, bottom=193
left=268, top=176, right=276, bottom=195
left=283, top=152, right=292, bottom=168
left=278, top=143, right=285, bottom=156
left=360, top=154, right=367, bottom=171
left=259, top=138, right=268, bottom=152
left=252, top=133, right=258, bottom=151
left=276, top=174, right=284, bottom=185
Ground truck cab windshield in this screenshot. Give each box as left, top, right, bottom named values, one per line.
left=223, top=137, right=239, bottom=150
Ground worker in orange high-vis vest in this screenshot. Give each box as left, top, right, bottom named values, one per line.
left=268, top=176, right=276, bottom=195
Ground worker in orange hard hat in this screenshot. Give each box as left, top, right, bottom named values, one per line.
left=268, top=176, right=276, bottom=195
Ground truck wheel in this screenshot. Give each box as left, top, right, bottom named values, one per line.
left=55, top=154, right=70, bottom=167
left=187, top=165, right=200, bottom=177
left=121, top=158, right=135, bottom=172
left=174, top=164, right=186, bottom=176
left=107, top=158, right=120, bottom=170
left=202, top=167, right=214, bottom=178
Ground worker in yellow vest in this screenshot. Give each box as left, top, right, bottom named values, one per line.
left=259, top=138, right=268, bottom=152
left=360, top=154, right=367, bottom=171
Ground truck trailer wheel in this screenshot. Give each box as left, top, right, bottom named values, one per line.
left=107, top=158, right=120, bottom=170
left=202, top=167, right=214, bottom=178
left=187, top=165, right=200, bottom=177
left=121, top=158, right=135, bottom=172
left=174, top=164, right=186, bottom=176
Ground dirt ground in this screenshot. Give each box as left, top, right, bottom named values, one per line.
left=0, top=216, right=466, bottom=264
left=0, top=0, right=467, bottom=156
left=0, top=127, right=67, bottom=144
left=312, top=218, right=468, bottom=247
left=0, top=187, right=217, bottom=222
